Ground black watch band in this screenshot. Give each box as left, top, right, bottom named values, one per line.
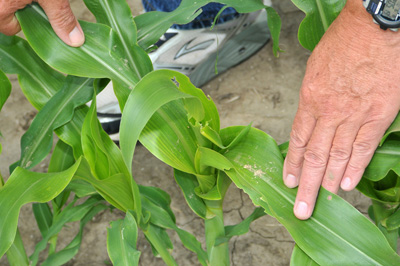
left=363, top=0, right=400, bottom=31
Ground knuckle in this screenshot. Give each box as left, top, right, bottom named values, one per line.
left=352, top=141, right=373, bottom=156
left=346, top=162, right=364, bottom=173
left=300, top=181, right=317, bottom=198
left=286, top=158, right=302, bottom=169
left=329, top=147, right=351, bottom=162
left=290, top=129, right=308, bottom=149
left=303, top=149, right=327, bottom=168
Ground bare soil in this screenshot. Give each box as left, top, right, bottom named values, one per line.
left=0, top=1, right=372, bottom=265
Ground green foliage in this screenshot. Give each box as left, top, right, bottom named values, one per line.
left=107, top=211, right=141, bottom=266
left=0, top=0, right=399, bottom=265
left=0, top=159, right=81, bottom=258
left=292, top=0, right=346, bottom=51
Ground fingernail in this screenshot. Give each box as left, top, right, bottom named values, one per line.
left=341, top=177, right=352, bottom=191
left=285, top=174, right=298, bottom=188
left=69, top=26, right=84, bottom=46
left=294, top=201, right=309, bottom=220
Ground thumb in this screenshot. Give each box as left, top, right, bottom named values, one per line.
left=38, top=0, right=85, bottom=47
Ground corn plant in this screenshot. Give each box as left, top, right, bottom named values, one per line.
left=0, top=0, right=399, bottom=265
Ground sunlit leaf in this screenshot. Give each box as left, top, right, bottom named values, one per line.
left=19, top=76, right=95, bottom=169
left=290, top=245, right=319, bottom=266
left=120, top=70, right=205, bottom=174
left=0, top=34, right=89, bottom=159
left=0, top=158, right=81, bottom=258
left=0, top=34, right=64, bottom=110
left=219, top=126, right=400, bottom=265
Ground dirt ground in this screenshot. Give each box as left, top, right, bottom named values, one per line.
left=0, top=1, right=373, bottom=265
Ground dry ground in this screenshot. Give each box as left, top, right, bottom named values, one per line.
left=0, top=1, right=372, bottom=265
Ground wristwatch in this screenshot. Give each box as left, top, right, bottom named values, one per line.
left=363, top=0, right=400, bottom=31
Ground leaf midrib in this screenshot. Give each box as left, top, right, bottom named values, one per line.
left=100, top=0, right=142, bottom=79
left=20, top=79, right=91, bottom=168
left=0, top=49, right=53, bottom=99
left=31, top=4, right=137, bottom=88
left=315, top=0, right=329, bottom=31
left=233, top=162, right=384, bottom=265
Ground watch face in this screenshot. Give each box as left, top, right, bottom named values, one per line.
left=382, top=0, right=400, bottom=20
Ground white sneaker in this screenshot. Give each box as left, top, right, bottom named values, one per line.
left=149, top=9, right=270, bottom=87
left=97, top=8, right=271, bottom=141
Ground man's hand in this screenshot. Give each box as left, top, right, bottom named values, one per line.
left=0, top=0, right=84, bottom=47
left=283, top=0, right=400, bottom=220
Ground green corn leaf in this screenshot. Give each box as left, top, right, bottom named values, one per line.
left=48, top=140, right=75, bottom=210
left=291, top=0, right=346, bottom=51
left=0, top=69, right=11, bottom=112
left=120, top=70, right=205, bottom=174
left=290, top=245, right=319, bottom=266
left=17, top=4, right=140, bottom=91
left=83, top=0, right=152, bottom=79
left=5, top=230, right=29, bottom=266
left=32, top=203, right=53, bottom=237
left=219, top=126, right=400, bottom=265
left=141, top=193, right=208, bottom=266
left=48, top=140, right=75, bottom=174
left=200, top=123, right=251, bottom=150
left=174, top=169, right=208, bottom=219
left=364, top=139, right=400, bottom=182
left=82, top=96, right=132, bottom=179
left=41, top=203, right=109, bottom=266
left=135, top=0, right=281, bottom=55
left=19, top=76, right=95, bottom=169
left=81, top=96, right=141, bottom=217
left=66, top=179, right=98, bottom=198
left=0, top=34, right=89, bottom=159
left=215, top=207, right=267, bottom=245
left=385, top=206, right=400, bottom=230
left=107, top=210, right=141, bottom=266
left=194, top=171, right=231, bottom=201
left=139, top=185, right=175, bottom=223
left=74, top=158, right=133, bottom=212
left=0, top=144, right=3, bottom=188
left=144, top=224, right=177, bottom=265
left=265, top=6, right=283, bottom=56
left=0, top=34, right=64, bottom=110
left=0, top=157, right=81, bottom=258
left=279, top=141, right=289, bottom=158
left=29, top=196, right=104, bottom=265
left=357, top=176, right=400, bottom=205
left=381, top=112, right=400, bottom=144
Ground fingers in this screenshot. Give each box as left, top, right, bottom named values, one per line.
left=0, top=0, right=30, bottom=35
left=0, top=15, right=21, bottom=35
left=321, top=123, right=360, bottom=194
left=293, top=119, right=337, bottom=220
left=283, top=109, right=316, bottom=188
left=38, top=0, right=85, bottom=47
left=341, top=122, right=385, bottom=191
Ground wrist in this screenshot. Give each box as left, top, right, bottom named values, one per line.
left=335, top=0, right=400, bottom=46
